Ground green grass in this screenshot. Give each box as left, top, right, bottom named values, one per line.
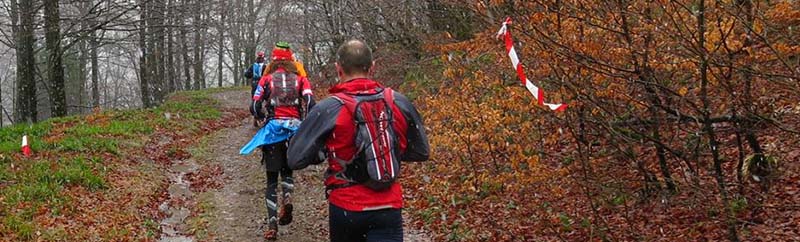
left=53, top=136, right=119, bottom=154
left=39, top=226, right=68, bottom=241
left=103, top=227, right=131, bottom=240
left=0, top=89, right=226, bottom=158
left=156, top=90, right=222, bottom=121
left=53, top=158, right=107, bottom=190
left=142, top=218, right=159, bottom=238
left=65, top=119, right=153, bottom=138
left=4, top=214, right=35, bottom=240
left=3, top=158, right=105, bottom=204
left=0, top=121, right=53, bottom=153
left=0, top=157, right=105, bottom=240
left=188, top=193, right=217, bottom=240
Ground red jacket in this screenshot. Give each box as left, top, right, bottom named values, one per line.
left=287, top=78, right=429, bottom=211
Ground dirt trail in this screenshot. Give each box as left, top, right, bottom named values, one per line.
left=185, top=90, right=431, bottom=241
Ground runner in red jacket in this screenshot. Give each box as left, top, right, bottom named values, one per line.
left=251, top=45, right=315, bottom=241
left=287, top=39, right=429, bottom=242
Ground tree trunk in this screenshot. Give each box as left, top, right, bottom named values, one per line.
left=7, top=0, right=18, bottom=125
left=91, top=32, right=100, bottom=108
left=152, top=0, right=167, bottom=103
left=44, top=0, right=67, bottom=117
left=696, top=1, right=739, bottom=240
left=76, top=34, right=88, bottom=114
left=193, top=5, right=206, bottom=90
left=166, top=0, right=176, bottom=93
left=14, top=0, right=38, bottom=123
left=1, top=75, right=3, bottom=126
left=217, top=3, right=226, bottom=88
left=181, top=27, right=192, bottom=90
left=74, top=0, right=91, bottom=114
left=139, top=0, right=152, bottom=107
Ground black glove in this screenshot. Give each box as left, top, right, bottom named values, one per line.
left=314, top=149, right=327, bottom=165
left=250, top=100, right=268, bottom=120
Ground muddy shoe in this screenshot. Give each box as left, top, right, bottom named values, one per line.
left=263, top=228, right=277, bottom=241
left=264, top=219, right=278, bottom=240
left=278, top=203, right=293, bottom=225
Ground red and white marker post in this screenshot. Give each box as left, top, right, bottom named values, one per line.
left=21, top=135, right=31, bottom=157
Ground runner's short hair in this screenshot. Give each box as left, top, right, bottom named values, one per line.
left=336, top=39, right=372, bottom=75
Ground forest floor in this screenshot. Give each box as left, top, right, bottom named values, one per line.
left=160, top=90, right=431, bottom=242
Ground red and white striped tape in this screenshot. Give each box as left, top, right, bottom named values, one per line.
left=497, top=17, right=567, bottom=112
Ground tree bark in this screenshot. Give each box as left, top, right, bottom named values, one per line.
left=697, top=1, right=739, bottom=240
left=181, top=24, right=192, bottom=90
left=193, top=2, right=207, bottom=90
left=14, top=0, right=38, bottom=123
left=139, top=0, right=152, bottom=107
left=44, top=0, right=67, bottom=117
left=217, top=3, right=226, bottom=88
left=152, top=0, right=167, bottom=103
left=166, top=0, right=176, bottom=93
left=91, top=32, right=100, bottom=108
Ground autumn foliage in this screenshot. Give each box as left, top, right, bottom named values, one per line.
left=402, top=0, right=800, bottom=241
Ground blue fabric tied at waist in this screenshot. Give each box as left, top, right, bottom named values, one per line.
left=239, top=118, right=301, bottom=155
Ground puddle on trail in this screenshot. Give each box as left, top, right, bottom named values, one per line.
left=159, top=159, right=199, bottom=242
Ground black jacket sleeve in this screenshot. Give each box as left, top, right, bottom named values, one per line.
left=304, top=94, right=316, bottom=111
left=244, top=65, right=254, bottom=79
left=393, top=92, right=430, bottom=162
left=250, top=82, right=270, bottom=119
left=300, top=94, right=316, bottom=120
left=287, top=97, right=341, bottom=170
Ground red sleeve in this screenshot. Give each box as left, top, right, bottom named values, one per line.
left=259, top=73, right=270, bottom=88
left=300, top=76, right=313, bottom=96
left=253, top=74, right=271, bottom=101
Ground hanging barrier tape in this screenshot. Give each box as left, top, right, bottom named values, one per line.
left=496, top=17, right=567, bottom=112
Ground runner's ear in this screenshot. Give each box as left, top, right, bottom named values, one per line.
left=335, top=63, right=344, bottom=79
left=368, top=61, right=376, bottom=77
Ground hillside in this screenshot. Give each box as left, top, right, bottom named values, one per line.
left=0, top=88, right=247, bottom=240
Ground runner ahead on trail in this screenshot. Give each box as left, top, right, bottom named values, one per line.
left=270, top=41, right=308, bottom=78
left=244, top=51, right=267, bottom=95
left=250, top=43, right=315, bottom=240
left=287, top=39, right=429, bottom=242
left=245, top=51, right=267, bottom=127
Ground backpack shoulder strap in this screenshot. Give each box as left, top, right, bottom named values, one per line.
left=331, top=93, right=357, bottom=112
left=382, top=88, right=395, bottom=104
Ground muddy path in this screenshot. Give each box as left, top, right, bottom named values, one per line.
left=168, top=90, right=431, bottom=242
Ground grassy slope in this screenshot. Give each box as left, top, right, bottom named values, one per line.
left=0, top=88, right=243, bottom=241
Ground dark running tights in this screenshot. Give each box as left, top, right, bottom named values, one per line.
left=265, top=167, right=293, bottom=222
left=329, top=204, right=403, bottom=242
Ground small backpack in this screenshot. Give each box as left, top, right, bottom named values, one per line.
left=332, top=88, right=401, bottom=191
left=268, top=72, right=300, bottom=107
left=252, top=63, right=264, bottom=80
